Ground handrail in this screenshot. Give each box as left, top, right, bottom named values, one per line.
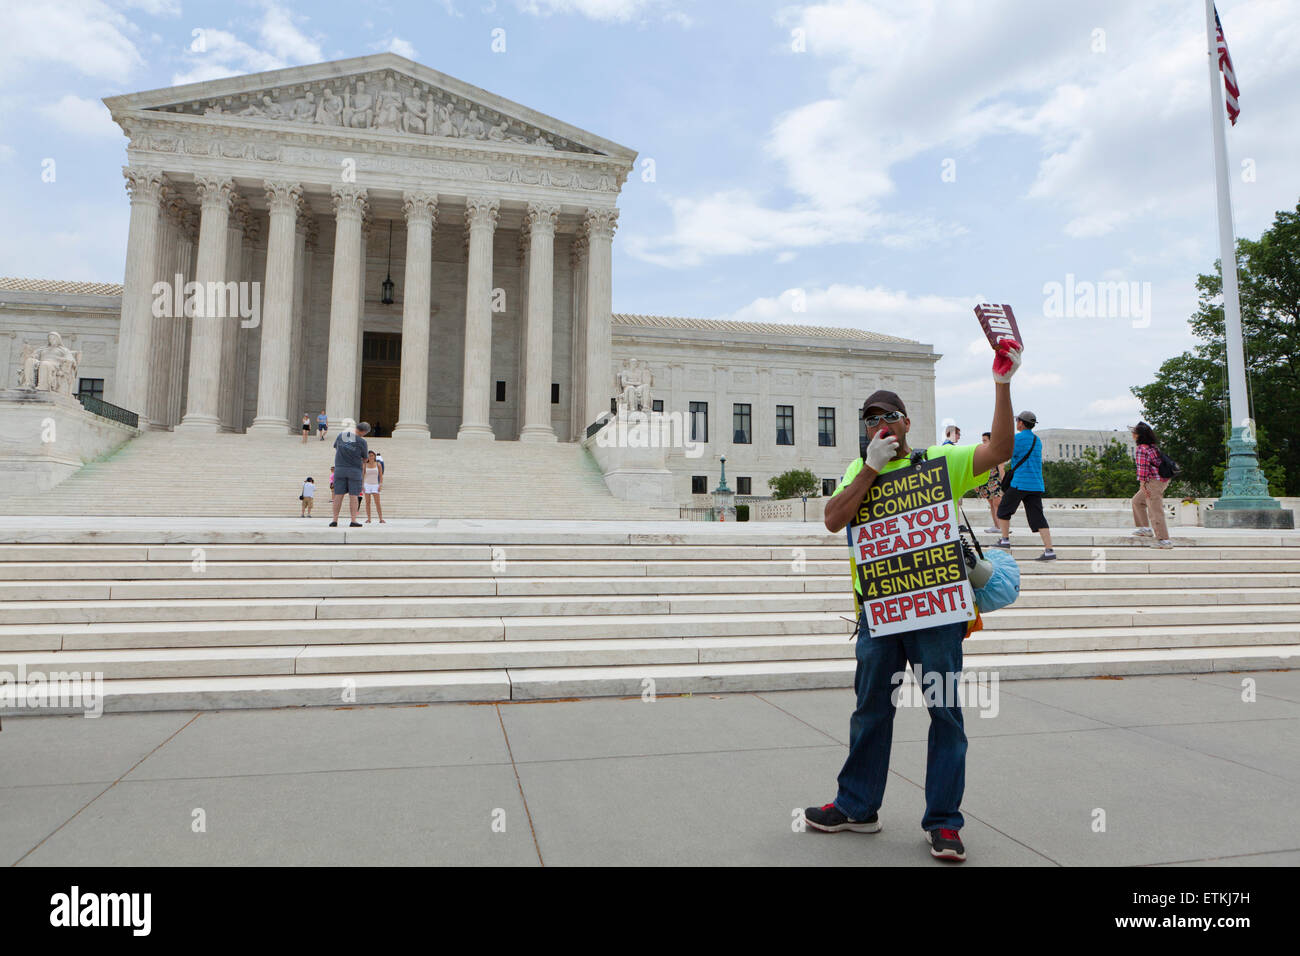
left=75, top=393, right=139, bottom=429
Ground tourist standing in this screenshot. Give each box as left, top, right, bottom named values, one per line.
left=994, top=410, right=1055, bottom=561
left=300, top=477, right=315, bottom=517
left=328, top=466, right=335, bottom=495
left=300, top=414, right=311, bottom=444
left=800, top=338, right=1021, bottom=863
left=1131, top=422, right=1173, bottom=549
left=317, top=409, right=328, bottom=441
left=329, top=421, right=370, bottom=527
left=976, top=431, right=1004, bottom=534
left=363, top=450, right=385, bottom=524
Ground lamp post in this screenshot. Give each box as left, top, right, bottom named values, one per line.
left=712, top=455, right=734, bottom=522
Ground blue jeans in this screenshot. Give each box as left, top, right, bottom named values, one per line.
left=833, top=616, right=967, bottom=831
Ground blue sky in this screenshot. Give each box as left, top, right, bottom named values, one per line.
left=2, top=0, right=1298, bottom=442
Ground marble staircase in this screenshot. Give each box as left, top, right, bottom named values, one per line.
left=1, top=523, right=1297, bottom=713
left=3, top=430, right=676, bottom=520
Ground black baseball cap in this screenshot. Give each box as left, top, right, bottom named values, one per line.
left=861, top=390, right=907, bottom=418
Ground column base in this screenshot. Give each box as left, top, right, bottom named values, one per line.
left=391, top=423, right=431, bottom=439
left=456, top=424, right=496, bottom=441
left=248, top=417, right=291, bottom=435
left=518, top=426, right=558, bottom=443
left=1204, top=507, right=1295, bottom=529
left=176, top=414, right=222, bottom=432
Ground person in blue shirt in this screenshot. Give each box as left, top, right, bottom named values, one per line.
left=994, top=410, right=1055, bottom=560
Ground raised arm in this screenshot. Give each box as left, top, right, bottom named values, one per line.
left=972, top=340, right=1020, bottom=476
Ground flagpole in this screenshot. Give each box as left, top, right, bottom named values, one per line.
left=1201, top=0, right=1291, bottom=527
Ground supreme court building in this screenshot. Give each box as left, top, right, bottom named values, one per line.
left=2, top=53, right=939, bottom=504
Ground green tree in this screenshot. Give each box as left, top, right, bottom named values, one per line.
left=1132, top=200, right=1300, bottom=495
left=768, top=468, right=819, bottom=500
left=1042, top=458, right=1087, bottom=497
left=1078, top=440, right=1139, bottom=497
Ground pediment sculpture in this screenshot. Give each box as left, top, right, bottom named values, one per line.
left=17, top=332, right=81, bottom=396
left=179, top=71, right=595, bottom=154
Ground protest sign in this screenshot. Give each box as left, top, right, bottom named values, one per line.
left=847, top=455, right=975, bottom=637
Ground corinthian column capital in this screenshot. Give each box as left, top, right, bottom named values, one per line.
left=402, top=190, right=438, bottom=225
left=330, top=184, right=369, bottom=220
left=195, top=175, right=237, bottom=211
left=526, top=202, right=560, bottom=237
left=123, top=166, right=167, bottom=205
left=582, top=207, right=619, bottom=241
left=464, top=195, right=500, bottom=232
left=264, top=181, right=304, bottom=216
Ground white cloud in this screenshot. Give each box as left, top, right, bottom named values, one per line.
left=0, top=0, right=143, bottom=84
left=370, top=36, right=418, bottom=59
left=119, top=0, right=181, bottom=14
left=173, top=4, right=323, bottom=86
left=1088, top=394, right=1143, bottom=417
left=36, top=94, right=123, bottom=139
left=516, top=0, right=666, bottom=21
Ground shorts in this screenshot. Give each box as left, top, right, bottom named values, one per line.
left=333, top=473, right=363, bottom=496
left=363, top=483, right=379, bottom=495
left=975, top=473, right=1002, bottom=500
left=997, top=487, right=1049, bottom=531
left=302, top=424, right=310, bottom=433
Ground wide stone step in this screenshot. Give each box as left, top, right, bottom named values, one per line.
left=7, top=622, right=1296, bottom=682
left=9, top=642, right=1296, bottom=715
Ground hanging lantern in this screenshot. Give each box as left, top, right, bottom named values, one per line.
left=381, top=220, right=395, bottom=305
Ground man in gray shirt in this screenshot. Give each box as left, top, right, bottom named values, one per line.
left=329, top=421, right=370, bottom=527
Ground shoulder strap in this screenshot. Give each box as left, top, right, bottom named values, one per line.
left=1009, top=434, right=1036, bottom=472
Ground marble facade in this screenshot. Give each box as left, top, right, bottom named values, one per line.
left=102, top=53, right=634, bottom=440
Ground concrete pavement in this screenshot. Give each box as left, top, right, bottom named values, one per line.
left=4, top=670, right=1299, bottom=866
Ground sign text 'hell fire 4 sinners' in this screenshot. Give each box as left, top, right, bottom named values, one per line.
left=847, top=456, right=975, bottom=637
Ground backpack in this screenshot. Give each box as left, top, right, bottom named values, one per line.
left=1156, top=448, right=1180, bottom=480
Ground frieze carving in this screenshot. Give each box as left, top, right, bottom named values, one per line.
left=165, top=69, right=599, bottom=154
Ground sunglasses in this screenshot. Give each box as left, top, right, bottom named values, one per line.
left=863, top=410, right=905, bottom=428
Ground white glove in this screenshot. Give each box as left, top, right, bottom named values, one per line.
left=992, top=337, right=1022, bottom=384
left=864, top=431, right=899, bottom=471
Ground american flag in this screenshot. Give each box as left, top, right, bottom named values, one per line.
left=1215, top=6, right=1240, bottom=125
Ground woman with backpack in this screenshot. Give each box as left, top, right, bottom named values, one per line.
left=1131, top=422, right=1173, bottom=549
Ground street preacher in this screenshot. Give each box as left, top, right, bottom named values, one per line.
left=800, top=329, right=1022, bottom=863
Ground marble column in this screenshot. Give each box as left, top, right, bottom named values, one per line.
left=520, top=203, right=559, bottom=442
left=218, top=199, right=248, bottom=432
left=145, top=190, right=184, bottom=429
left=393, top=191, right=437, bottom=438
left=249, top=181, right=302, bottom=433
left=582, top=207, right=618, bottom=431
left=568, top=236, right=588, bottom=441
left=324, top=185, right=368, bottom=425
left=171, top=209, right=197, bottom=427
left=285, top=215, right=314, bottom=427
left=457, top=195, right=499, bottom=440
left=178, top=175, right=235, bottom=431
left=114, top=166, right=167, bottom=422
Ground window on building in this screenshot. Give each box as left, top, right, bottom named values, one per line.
left=733, top=403, right=752, bottom=444
left=551, top=383, right=560, bottom=404
left=652, top=399, right=664, bottom=413
left=77, top=378, right=104, bottom=400
left=818, top=407, right=836, bottom=447
left=691, top=475, right=707, bottom=495
left=737, top=476, right=751, bottom=495
left=822, top=478, right=837, bottom=497
left=495, top=381, right=506, bottom=402
left=689, top=401, right=708, bottom=443
left=776, top=405, right=794, bottom=445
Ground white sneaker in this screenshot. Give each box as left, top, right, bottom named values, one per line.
left=1132, top=528, right=1154, bottom=537
left=1153, top=539, right=1173, bottom=549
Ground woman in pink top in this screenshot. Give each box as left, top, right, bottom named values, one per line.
left=1130, top=422, right=1172, bottom=549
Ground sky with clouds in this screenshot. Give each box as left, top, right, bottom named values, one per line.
left=2, top=0, right=1297, bottom=441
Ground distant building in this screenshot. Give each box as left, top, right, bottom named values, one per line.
left=1036, top=427, right=1135, bottom=462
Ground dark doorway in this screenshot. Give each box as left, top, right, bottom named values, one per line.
left=360, top=331, right=401, bottom=437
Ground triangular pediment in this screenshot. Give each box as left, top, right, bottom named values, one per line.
left=104, top=54, right=633, bottom=159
